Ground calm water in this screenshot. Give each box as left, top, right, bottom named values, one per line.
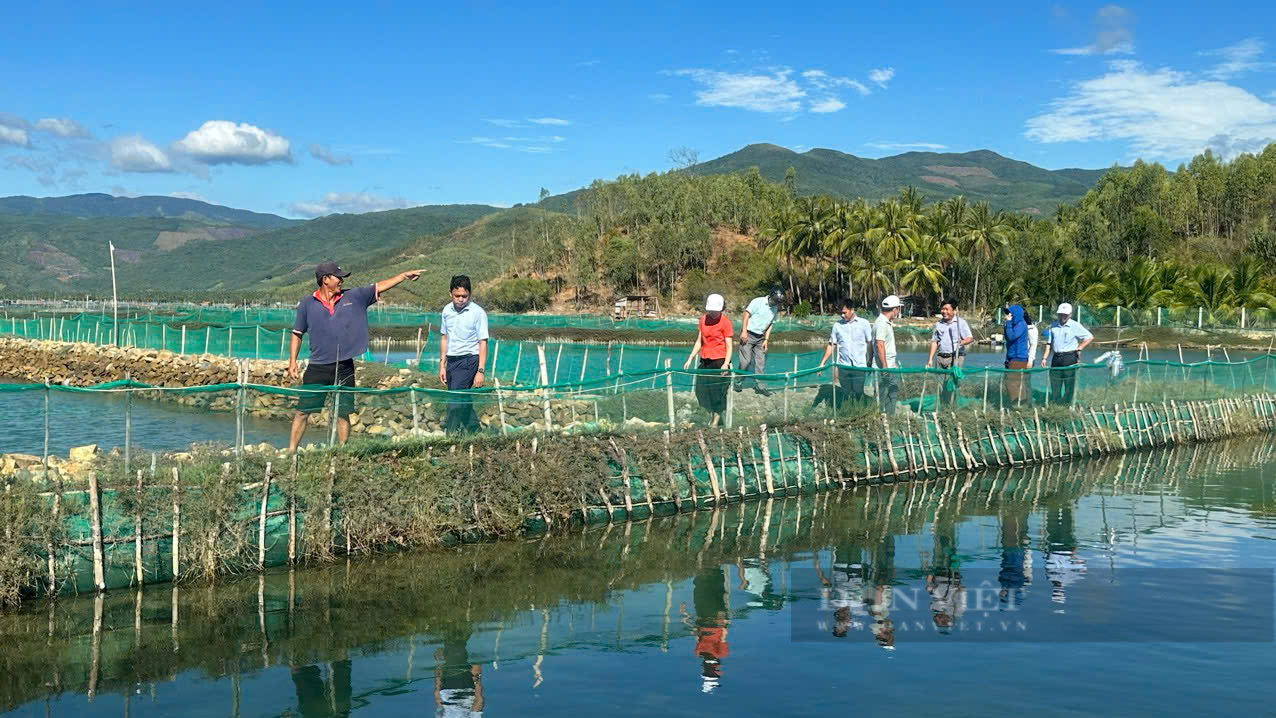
left=0, top=382, right=290, bottom=456
left=3, top=440, right=1275, bottom=717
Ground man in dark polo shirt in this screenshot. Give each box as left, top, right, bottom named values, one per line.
left=287, top=261, right=422, bottom=452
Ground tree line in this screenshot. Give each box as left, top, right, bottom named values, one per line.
left=502, top=143, right=1276, bottom=322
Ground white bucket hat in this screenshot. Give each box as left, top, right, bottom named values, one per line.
left=881, top=295, right=902, bottom=309
left=1056, top=302, right=1073, bottom=315
left=706, top=293, right=725, bottom=311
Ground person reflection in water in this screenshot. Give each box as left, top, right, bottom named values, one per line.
left=867, top=533, right=896, bottom=650
left=926, top=514, right=965, bottom=633
left=290, top=659, right=352, bottom=718
left=680, top=566, right=730, bottom=693
left=1045, top=505, right=1086, bottom=608
left=815, top=543, right=867, bottom=638
left=998, top=505, right=1032, bottom=608
left=434, top=625, right=484, bottom=717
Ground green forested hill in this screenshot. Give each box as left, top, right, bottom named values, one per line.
left=683, top=144, right=1107, bottom=212
left=0, top=193, right=296, bottom=228
left=0, top=204, right=502, bottom=298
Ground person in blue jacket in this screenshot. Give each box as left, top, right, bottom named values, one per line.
left=1002, top=305, right=1030, bottom=403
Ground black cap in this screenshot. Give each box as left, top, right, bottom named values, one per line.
left=769, top=288, right=785, bottom=302
left=315, top=261, right=351, bottom=282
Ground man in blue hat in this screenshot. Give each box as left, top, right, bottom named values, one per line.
left=287, top=261, right=422, bottom=451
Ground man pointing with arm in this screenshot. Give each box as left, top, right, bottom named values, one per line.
left=287, top=261, right=422, bottom=452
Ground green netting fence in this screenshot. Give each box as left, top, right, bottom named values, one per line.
left=6, top=356, right=1276, bottom=458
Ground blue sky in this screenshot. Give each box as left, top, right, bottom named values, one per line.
left=2, top=1, right=1275, bottom=218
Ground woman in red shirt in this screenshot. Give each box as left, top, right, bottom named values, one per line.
left=683, top=293, right=734, bottom=427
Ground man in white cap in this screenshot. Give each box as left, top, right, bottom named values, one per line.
left=874, top=295, right=903, bottom=414
left=1040, top=302, right=1093, bottom=405
left=684, top=293, right=735, bottom=426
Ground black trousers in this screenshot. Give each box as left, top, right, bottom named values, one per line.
left=297, top=359, right=355, bottom=418
left=837, top=368, right=867, bottom=408
left=1049, top=351, right=1080, bottom=405
left=695, top=357, right=729, bottom=414
left=445, top=354, right=480, bottom=433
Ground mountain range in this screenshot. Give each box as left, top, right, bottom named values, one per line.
left=0, top=145, right=1112, bottom=298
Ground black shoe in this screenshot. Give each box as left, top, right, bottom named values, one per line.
left=754, top=386, right=773, bottom=397
left=734, top=384, right=744, bottom=392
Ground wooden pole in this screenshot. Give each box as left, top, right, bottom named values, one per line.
left=495, top=378, right=509, bottom=435
left=580, top=347, right=590, bottom=383
left=537, top=344, right=553, bottom=431
left=553, top=344, right=563, bottom=385
left=258, top=462, right=272, bottom=569
left=668, top=357, right=678, bottom=431
left=288, top=455, right=297, bottom=565
left=89, top=470, right=106, bottom=592
left=171, top=466, right=181, bottom=579
left=134, top=469, right=144, bottom=586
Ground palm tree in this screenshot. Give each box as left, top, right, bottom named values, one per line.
left=868, top=200, right=919, bottom=287
left=792, top=196, right=833, bottom=311
left=1173, top=264, right=1233, bottom=322
left=900, top=235, right=948, bottom=311
left=960, top=201, right=1011, bottom=313
left=1079, top=257, right=1172, bottom=324
left=762, top=202, right=800, bottom=301
left=1229, top=257, right=1275, bottom=310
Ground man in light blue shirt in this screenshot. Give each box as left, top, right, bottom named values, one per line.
left=819, top=298, right=874, bottom=406
left=1040, top=302, right=1093, bottom=405
left=736, top=288, right=785, bottom=395
left=439, top=275, right=490, bottom=432
left=925, top=299, right=975, bottom=407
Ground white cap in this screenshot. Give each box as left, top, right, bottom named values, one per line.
left=706, top=293, right=725, bottom=311
left=1056, top=302, right=1073, bottom=315
left=881, top=295, right=902, bottom=309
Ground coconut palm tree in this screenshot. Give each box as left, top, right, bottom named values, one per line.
left=900, top=235, right=948, bottom=312
left=761, top=202, right=800, bottom=301
left=868, top=200, right=919, bottom=287
left=960, top=201, right=1011, bottom=313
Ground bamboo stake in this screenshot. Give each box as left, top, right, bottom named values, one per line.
left=493, top=378, right=509, bottom=435
left=663, top=431, right=681, bottom=512
left=609, top=439, right=635, bottom=518
left=665, top=359, right=676, bottom=428
left=537, top=345, right=553, bottom=431
left=258, top=462, right=273, bottom=569
left=760, top=424, right=776, bottom=496
left=134, top=469, right=144, bottom=586
left=171, top=466, right=181, bottom=579
left=697, top=433, right=723, bottom=503
left=89, top=470, right=106, bottom=592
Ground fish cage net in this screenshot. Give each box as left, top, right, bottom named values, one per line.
left=4, top=356, right=1275, bottom=459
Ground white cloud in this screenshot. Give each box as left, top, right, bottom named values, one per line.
left=309, top=143, right=353, bottom=166
left=803, top=69, right=870, bottom=97
left=648, top=93, right=671, bottom=103
left=868, top=67, right=895, bottom=88
left=1051, top=4, right=1135, bottom=55
left=865, top=142, right=949, bottom=151
left=172, top=120, right=292, bottom=165
left=672, top=68, right=806, bottom=113
left=1202, top=38, right=1273, bottom=79
left=1025, top=59, right=1276, bottom=160
left=460, top=134, right=563, bottom=152
left=527, top=117, right=570, bottom=126
left=169, top=191, right=207, bottom=202
left=0, top=124, right=29, bottom=148
left=110, top=135, right=173, bottom=172
left=288, top=192, right=414, bottom=218
left=810, top=98, right=846, bottom=113
left=35, top=117, right=91, bottom=138
left=576, top=59, right=601, bottom=67
left=484, top=118, right=524, bottom=128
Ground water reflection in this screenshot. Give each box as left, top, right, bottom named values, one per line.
left=3, top=439, right=1275, bottom=717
